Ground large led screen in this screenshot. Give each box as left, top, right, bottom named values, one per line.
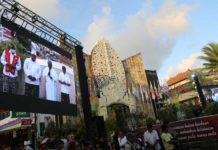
left=0, top=24, right=76, bottom=105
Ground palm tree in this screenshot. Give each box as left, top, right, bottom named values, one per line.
left=199, top=42, right=218, bottom=72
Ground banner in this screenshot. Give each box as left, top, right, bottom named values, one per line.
left=170, top=115, right=218, bottom=143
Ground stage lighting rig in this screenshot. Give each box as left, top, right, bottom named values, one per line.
left=0, top=0, right=82, bottom=56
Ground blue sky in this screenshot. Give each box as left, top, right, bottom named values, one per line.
left=19, top=0, right=218, bottom=83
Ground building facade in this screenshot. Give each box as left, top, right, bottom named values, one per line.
left=122, top=53, right=155, bottom=118
left=167, top=69, right=199, bottom=105
left=84, top=39, right=157, bottom=119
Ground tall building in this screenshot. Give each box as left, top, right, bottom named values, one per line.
left=123, top=53, right=155, bottom=118
left=86, top=39, right=136, bottom=119
left=84, top=39, right=157, bottom=119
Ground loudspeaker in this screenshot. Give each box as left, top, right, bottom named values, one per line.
left=92, top=116, right=107, bottom=138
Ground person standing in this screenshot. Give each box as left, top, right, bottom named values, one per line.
left=24, top=140, right=34, bottom=150
left=1, top=44, right=21, bottom=94
left=23, top=50, right=41, bottom=98
left=161, top=124, right=176, bottom=150
left=118, top=130, right=128, bottom=150
left=143, top=124, right=161, bottom=150
left=43, top=60, right=58, bottom=101
left=59, top=66, right=71, bottom=103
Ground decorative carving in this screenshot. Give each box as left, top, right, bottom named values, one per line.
left=91, top=39, right=126, bottom=89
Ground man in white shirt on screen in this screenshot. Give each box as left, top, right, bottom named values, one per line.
left=1, top=44, right=21, bottom=94
left=59, top=66, right=71, bottom=103
left=23, top=50, right=41, bottom=98
left=43, top=60, right=58, bottom=101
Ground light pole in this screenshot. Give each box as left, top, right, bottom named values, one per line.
left=191, top=74, right=206, bottom=108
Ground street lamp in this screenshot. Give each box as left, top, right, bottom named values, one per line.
left=191, top=74, right=206, bottom=108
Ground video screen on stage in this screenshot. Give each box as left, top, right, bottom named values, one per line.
left=203, top=87, right=218, bottom=102
left=0, top=24, right=76, bottom=104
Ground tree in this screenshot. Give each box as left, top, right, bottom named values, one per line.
left=204, top=102, right=218, bottom=115
left=115, top=111, right=127, bottom=132
left=157, top=104, right=178, bottom=122
left=135, top=113, right=147, bottom=127
left=105, top=112, right=116, bottom=138
left=74, top=119, right=86, bottom=141
left=199, top=42, right=218, bottom=72
left=190, top=69, right=214, bottom=86
left=179, top=104, right=196, bottom=119
left=145, top=117, right=156, bottom=125
left=44, top=121, right=57, bottom=138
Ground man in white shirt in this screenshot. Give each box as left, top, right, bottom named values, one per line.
left=23, top=50, right=41, bottom=98
left=144, top=124, right=161, bottom=150
left=43, top=60, right=57, bottom=101
left=59, top=66, right=71, bottom=103
left=1, top=44, right=21, bottom=94
left=118, top=130, right=128, bottom=150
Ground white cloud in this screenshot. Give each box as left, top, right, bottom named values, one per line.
left=164, top=53, right=203, bottom=81
left=82, top=6, right=114, bottom=52
left=19, top=0, right=195, bottom=72
left=82, top=0, right=194, bottom=70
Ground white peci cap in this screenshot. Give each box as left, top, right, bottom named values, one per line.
left=30, top=50, right=37, bottom=56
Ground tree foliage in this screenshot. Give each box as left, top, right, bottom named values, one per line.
left=204, top=102, right=218, bottom=115
left=135, top=113, right=147, bottom=127
left=199, top=42, right=218, bottom=72
left=44, top=121, right=57, bottom=138
left=190, top=69, right=215, bottom=86
left=115, top=111, right=127, bottom=132
left=157, top=104, right=178, bottom=122
left=105, top=112, right=116, bottom=137
left=44, top=118, right=85, bottom=140
left=145, top=117, right=156, bottom=125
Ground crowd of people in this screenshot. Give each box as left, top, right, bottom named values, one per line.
left=115, top=122, right=177, bottom=150
left=0, top=122, right=178, bottom=150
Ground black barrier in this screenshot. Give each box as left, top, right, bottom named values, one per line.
left=75, top=45, right=94, bottom=140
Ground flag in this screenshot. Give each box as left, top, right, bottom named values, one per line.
left=157, top=82, right=163, bottom=99
left=132, top=83, right=136, bottom=95
left=150, top=81, right=156, bottom=100
left=142, top=86, right=147, bottom=102
left=135, top=85, right=139, bottom=98
left=147, top=86, right=153, bottom=103
left=127, top=84, right=131, bottom=95
left=153, top=81, right=159, bottom=99
left=139, top=85, right=145, bottom=101
left=143, top=86, right=148, bottom=99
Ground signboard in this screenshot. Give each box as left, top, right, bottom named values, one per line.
left=12, top=112, right=30, bottom=118
left=136, top=115, right=218, bottom=144
left=21, top=119, right=32, bottom=126
left=170, top=115, right=218, bottom=143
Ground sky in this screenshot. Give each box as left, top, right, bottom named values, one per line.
left=18, top=0, right=218, bottom=83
